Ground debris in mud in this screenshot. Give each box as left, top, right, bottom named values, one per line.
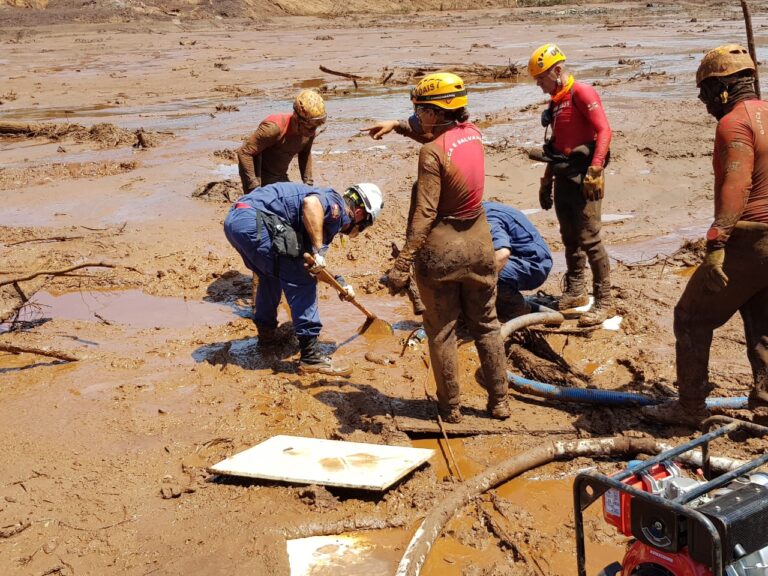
left=212, top=85, right=262, bottom=97
left=192, top=179, right=240, bottom=202
left=213, top=62, right=230, bottom=71
left=0, top=120, right=165, bottom=149
left=618, top=57, right=643, bottom=66
left=297, top=485, right=339, bottom=510
left=214, top=103, right=240, bottom=113
left=364, top=351, right=396, bottom=365
left=314, top=34, right=334, bottom=40
left=0, top=160, right=138, bottom=191
left=213, top=148, right=237, bottom=162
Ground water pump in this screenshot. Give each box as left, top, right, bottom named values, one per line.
left=573, top=420, right=768, bottom=576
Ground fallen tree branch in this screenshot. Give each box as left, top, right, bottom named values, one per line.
left=319, top=65, right=363, bottom=80
left=6, top=236, right=84, bottom=246
left=0, top=262, right=117, bottom=288
left=0, top=521, right=31, bottom=539
left=0, top=344, right=78, bottom=362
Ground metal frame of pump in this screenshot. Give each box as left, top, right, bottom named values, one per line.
left=572, top=419, right=768, bottom=576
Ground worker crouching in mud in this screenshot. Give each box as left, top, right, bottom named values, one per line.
left=643, top=45, right=768, bottom=427
left=224, top=182, right=384, bottom=377
left=236, top=90, right=326, bottom=194
left=484, top=201, right=553, bottom=321
left=363, top=73, right=510, bottom=423
left=528, top=43, right=614, bottom=326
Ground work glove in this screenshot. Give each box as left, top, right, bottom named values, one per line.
left=539, top=176, right=554, bottom=210
left=700, top=248, right=729, bottom=293
left=385, top=258, right=412, bottom=296
left=306, top=252, right=326, bottom=275
left=334, top=275, right=356, bottom=302
left=582, top=166, right=605, bottom=201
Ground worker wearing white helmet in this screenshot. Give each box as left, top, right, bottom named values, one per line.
left=224, top=181, right=383, bottom=377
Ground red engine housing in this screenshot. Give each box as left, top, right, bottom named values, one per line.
left=622, top=540, right=712, bottom=576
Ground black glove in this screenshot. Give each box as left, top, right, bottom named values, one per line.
left=539, top=176, right=554, bottom=210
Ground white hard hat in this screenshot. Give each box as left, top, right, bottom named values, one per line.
left=346, top=183, right=383, bottom=225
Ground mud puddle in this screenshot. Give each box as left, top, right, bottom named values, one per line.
left=19, top=289, right=233, bottom=329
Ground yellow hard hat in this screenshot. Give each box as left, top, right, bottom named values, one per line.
left=696, top=44, right=755, bottom=86
left=528, top=43, right=567, bottom=78
left=294, top=90, right=326, bottom=122
left=411, top=72, right=468, bottom=110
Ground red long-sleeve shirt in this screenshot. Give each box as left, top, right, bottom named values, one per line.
left=711, top=99, right=768, bottom=246
left=550, top=81, right=612, bottom=168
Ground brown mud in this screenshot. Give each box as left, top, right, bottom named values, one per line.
left=2, top=2, right=767, bottom=575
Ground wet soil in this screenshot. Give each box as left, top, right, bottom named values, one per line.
left=2, top=2, right=768, bottom=575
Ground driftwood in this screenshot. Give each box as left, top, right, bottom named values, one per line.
left=0, top=344, right=78, bottom=362
left=0, top=521, right=31, bottom=539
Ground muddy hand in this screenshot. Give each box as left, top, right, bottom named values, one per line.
left=701, top=247, right=729, bottom=293
left=359, top=120, right=398, bottom=140
left=539, top=176, right=554, bottom=210
left=582, top=166, right=604, bottom=201
left=384, top=266, right=410, bottom=296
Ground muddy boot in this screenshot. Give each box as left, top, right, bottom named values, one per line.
left=256, top=323, right=280, bottom=348
left=496, top=289, right=531, bottom=322
left=558, top=271, right=589, bottom=310
left=297, top=336, right=352, bottom=377
left=641, top=399, right=710, bottom=428
left=487, top=397, right=511, bottom=420
left=438, top=405, right=463, bottom=424
left=578, top=282, right=614, bottom=327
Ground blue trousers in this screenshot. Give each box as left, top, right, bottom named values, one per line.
left=223, top=206, right=321, bottom=338
left=498, top=251, right=552, bottom=292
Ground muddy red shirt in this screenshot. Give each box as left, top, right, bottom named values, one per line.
left=550, top=81, right=611, bottom=168
left=236, top=113, right=315, bottom=193
left=402, top=122, right=485, bottom=259
left=710, top=99, right=768, bottom=244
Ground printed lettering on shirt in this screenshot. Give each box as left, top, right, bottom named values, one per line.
left=446, top=134, right=482, bottom=160
left=553, top=100, right=570, bottom=116
left=330, top=203, right=340, bottom=220
left=756, top=110, right=765, bottom=135
left=586, top=102, right=600, bottom=112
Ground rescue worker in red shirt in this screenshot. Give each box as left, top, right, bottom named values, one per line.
left=362, top=73, right=510, bottom=423
left=528, top=44, right=614, bottom=326
left=236, top=90, right=326, bottom=193
left=643, top=45, right=768, bottom=426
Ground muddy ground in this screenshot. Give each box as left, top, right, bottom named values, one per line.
left=1, top=1, right=767, bottom=575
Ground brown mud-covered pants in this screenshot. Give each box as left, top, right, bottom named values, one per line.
left=554, top=176, right=611, bottom=295
left=413, top=214, right=508, bottom=412
left=675, top=222, right=768, bottom=409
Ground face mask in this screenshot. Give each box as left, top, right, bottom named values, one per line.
left=408, top=113, right=425, bottom=134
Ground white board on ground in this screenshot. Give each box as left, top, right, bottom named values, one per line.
left=287, top=534, right=394, bottom=576
left=208, top=435, right=435, bottom=491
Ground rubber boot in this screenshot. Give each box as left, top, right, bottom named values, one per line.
left=558, top=271, right=589, bottom=310
left=578, top=282, right=615, bottom=327
left=487, top=397, right=511, bottom=420
left=438, top=404, right=463, bottom=424
left=256, top=323, right=280, bottom=348
left=297, top=336, right=352, bottom=377
left=641, top=399, right=710, bottom=428
left=496, top=289, right=531, bottom=322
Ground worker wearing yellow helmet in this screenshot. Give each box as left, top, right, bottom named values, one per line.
left=527, top=43, right=614, bottom=327
left=361, top=72, right=511, bottom=424
left=236, top=89, right=326, bottom=194
left=643, top=44, right=768, bottom=427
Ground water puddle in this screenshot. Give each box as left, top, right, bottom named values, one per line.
left=18, top=289, right=233, bottom=330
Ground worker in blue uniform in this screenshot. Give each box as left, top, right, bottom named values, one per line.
left=484, top=201, right=553, bottom=320
left=224, top=182, right=384, bottom=376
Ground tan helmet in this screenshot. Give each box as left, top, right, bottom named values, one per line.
left=528, top=43, right=566, bottom=78
left=696, top=44, right=755, bottom=87
left=293, top=90, right=326, bottom=122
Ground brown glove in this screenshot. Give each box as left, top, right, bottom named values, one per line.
left=539, top=176, right=553, bottom=210
left=385, top=257, right=412, bottom=296
left=700, top=248, right=729, bottom=293
left=582, top=166, right=605, bottom=201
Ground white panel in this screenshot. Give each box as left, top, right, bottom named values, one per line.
left=209, top=435, right=435, bottom=491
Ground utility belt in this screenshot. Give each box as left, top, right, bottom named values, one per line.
left=530, top=142, right=610, bottom=184
left=234, top=203, right=304, bottom=271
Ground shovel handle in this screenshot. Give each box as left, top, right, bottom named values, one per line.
left=303, top=253, right=377, bottom=320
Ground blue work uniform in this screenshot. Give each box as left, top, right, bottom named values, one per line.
left=224, top=182, right=351, bottom=338
left=483, top=201, right=552, bottom=292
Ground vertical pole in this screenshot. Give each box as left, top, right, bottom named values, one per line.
left=741, top=0, right=762, bottom=99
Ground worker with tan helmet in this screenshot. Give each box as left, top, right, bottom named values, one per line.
left=527, top=43, right=613, bottom=326
left=362, top=72, right=510, bottom=423
left=643, top=45, right=768, bottom=427
left=236, top=89, right=326, bottom=193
